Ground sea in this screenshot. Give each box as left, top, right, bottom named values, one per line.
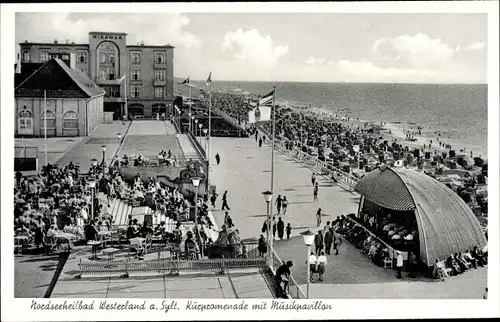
left=189, top=81, right=488, bottom=159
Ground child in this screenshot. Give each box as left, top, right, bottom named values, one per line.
left=286, top=223, right=292, bottom=240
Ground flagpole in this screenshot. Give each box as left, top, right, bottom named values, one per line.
left=269, top=85, right=276, bottom=254
left=124, top=74, right=128, bottom=119
left=207, top=82, right=212, bottom=194
left=44, top=90, right=48, bottom=166
left=189, top=84, right=192, bottom=133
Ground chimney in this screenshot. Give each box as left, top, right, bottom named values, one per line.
left=54, top=39, right=58, bottom=44
left=65, top=39, right=69, bottom=44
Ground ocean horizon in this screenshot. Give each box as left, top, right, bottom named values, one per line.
left=179, top=80, right=488, bottom=159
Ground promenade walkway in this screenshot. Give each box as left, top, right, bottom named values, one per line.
left=208, top=136, right=487, bottom=299
left=55, top=122, right=129, bottom=173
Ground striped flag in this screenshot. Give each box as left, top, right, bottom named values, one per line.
left=255, top=90, right=274, bottom=122
left=206, top=72, right=212, bottom=86
left=181, top=77, right=190, bottom=84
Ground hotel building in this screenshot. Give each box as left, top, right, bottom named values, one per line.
left=18, top=31, right=175, bottom=120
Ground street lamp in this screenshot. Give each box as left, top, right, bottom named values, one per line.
left=90, top=158, right=98, bottom=175
left=198, top=123, right=203, bottom=144
left=116, top=133, right=122, bottom=169
left=188, top=112, right=192, bottom=132
left=262, top=190, right=274, bottom=268
left=203, top=128, right=208, bottom=153
left=101, top=145, right=107, bottom=170
left=300, top=230, right=315, bottom=299
left=88, top=181, right=96, bottom=220
left=192, top=177, right=203, bottom=258
left=191, top=116, right=195, bottom=135
left=195, top=119, right=199, bottom=137
left=175, top=133, right=180, bottom=161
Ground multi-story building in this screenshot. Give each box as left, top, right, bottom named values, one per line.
left=19, top=31, right=175, bottom=120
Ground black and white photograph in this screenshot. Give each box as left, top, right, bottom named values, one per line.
left=1, top=2, right=499, bottom=321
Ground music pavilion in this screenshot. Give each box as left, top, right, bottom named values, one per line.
left=353, top=166, right=486, bottom=267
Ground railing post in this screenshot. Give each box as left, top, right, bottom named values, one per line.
left=221, top=255, right=225, bottom=275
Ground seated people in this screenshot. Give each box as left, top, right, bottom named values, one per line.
left=432, top=259, right=449, bottom=280
left=446, top=254, right=462, bottom=275
left=275, top=260, right=293, bottom=299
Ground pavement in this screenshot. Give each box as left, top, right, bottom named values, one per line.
left=208, top=136, right=487, bottom=299
left=118, top=121, right=188, bottom=159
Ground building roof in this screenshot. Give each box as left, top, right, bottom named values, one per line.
left=19, top=42, right=89, bottom=47
left=14, top=63, right=44, bottom=87
left=127, top=44, right=175, bottom=49
left=355, top=166, right=487, bottom=265
left=89, top=31, right=128, bottom=35
left=15, top=58, right=105, bottom=99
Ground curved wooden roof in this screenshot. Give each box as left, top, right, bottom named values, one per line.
left=355, top=167, right=486, bottom=265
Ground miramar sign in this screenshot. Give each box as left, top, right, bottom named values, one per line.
left=93, top=35, right=123, bottom=40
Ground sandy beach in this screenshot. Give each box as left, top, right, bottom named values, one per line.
left=290, top=105, right=488, bottom=161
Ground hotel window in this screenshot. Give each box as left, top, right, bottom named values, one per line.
left=155, top=52, right=166, bottom=64
left=131, top=86, right=141, bottom=98
left=40, top=51, right=49, bottom=62
left=77, top=52, right=87, bottom=63
left=22, top=51, right=30, bottom=62
left=154, top=70, right=165, bottom=80
left=131, top=52, right=141, bottom=64
left=131, top=70, right=140, bottom=81
left=100, top=53, right=106, bottom=63
left=41, top=110, right=56, bottom=130
left=155, top=87, right=164, bottom=98
left=63, top=111, right=79, bottom=129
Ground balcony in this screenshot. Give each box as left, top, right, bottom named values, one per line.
left=153, top=79, right=167, bottom=86
left=129, top=78, right=142, bottom=84
left=104, top=97, right=125, bottom=103
left=95, top=78, right=122, bottom=86
left=154, top=62, right=167, bottom=69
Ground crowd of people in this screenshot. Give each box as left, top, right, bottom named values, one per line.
left=14, top=161, right=125, bottom=253
left=119, top=149, right=178, bottom=168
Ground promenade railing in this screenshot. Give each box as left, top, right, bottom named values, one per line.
left=268, top=247, right=306, bottom=299
left=255, top=124, right=359, bottom=192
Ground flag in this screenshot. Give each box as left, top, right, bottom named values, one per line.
left=206, top=72, right=212, bottom=86
left=258, top=90, right=274, bottom=107
left=119, top=74, right=126, bottom=82
left=255, top=90, right=274, bottom=122
left=181, top=77, right=190, bottom=84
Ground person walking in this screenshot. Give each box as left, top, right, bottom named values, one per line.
left=215, top=153, right=221, bottom=165
left=224, top=211, right=233, bottom=228
left=261, top=220, right=268, bottom=234
left=277, top=217, right=285, bottom=240
left=221, top=191, right=230, bottom=210
left=307, top=252, right=318, bottom=283
left=396, top=251, right=404, bottom=279
left=313, top=182, right=319, bottom=202
left=258, top=138, right=263, bottom=148
left=286, top=223, right=292, bottom=240
left=311, top=173, right=316, bottom=186
left=333, top=233, right=342, bottom=255
left=324, top=227, right=333, bottom=255
left=210, top=191, right=219, bottom=208
left=255, top=131, right=258, bottom=142
left=282, top=196, right=289, bottom=215
left=314, top=230, right=324, bottom=255
left=275, top=195, right=283, bottom=214
left=316, top=208, right=322, bottom=227
left=317, top=252, right=327, bottom=282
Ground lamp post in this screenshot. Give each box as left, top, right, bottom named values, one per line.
left=262, top=190, right=274, bottom=268
left=88, top=181, right=96, bottom=220
left=300, top=230, right=315, bottom=299
left=188, top=112, right=192, bottom=132
left=175, top=133, right=180, bottom=161
left=90, top=158, right=98, bottom=175
left=192, top=177, right=203, bottom=258
left=117, top=133, right=122, bottom=169
left=101, top=145, right=107, bottom=171
left=203, top=128, right=208, bottom=153
left=195, top=119, right=199, bottom=137
left=198, top=123, right=203, bottom=145
left=191, top=116, right=195, bottom=135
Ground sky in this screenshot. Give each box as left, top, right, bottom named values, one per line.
left=15, top=12, right=488, bottom=83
